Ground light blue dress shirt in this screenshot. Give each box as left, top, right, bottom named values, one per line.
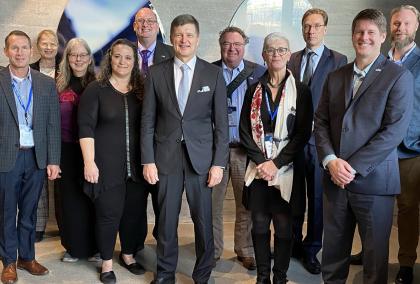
left=300, top=44, right=325, bottom=81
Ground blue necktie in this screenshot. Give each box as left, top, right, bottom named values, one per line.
left=178, top=64, right=190, bottom=114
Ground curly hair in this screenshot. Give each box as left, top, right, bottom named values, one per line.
left=97, top=38, right=143, bottom=100
left=56, top=38, right=95, bottom=93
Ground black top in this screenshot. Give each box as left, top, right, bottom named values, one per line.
left=239, top=72, right=313, bottom=215
left=78, top=80, right=142, bottom=199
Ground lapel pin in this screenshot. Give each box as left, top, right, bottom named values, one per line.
left=375, top=68, right=381, bottom=72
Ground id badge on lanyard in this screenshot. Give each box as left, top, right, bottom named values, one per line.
left=227, top=98, right=237, bottom=127
left=264, top=133, right=273, bottom=159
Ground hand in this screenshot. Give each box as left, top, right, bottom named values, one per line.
left=327, top=158, right=355, bottom=187
left=256, top=160, right=278, bottom=181
left=207, top=166, right=223, bottom=187
left=47, top=165, right=61, bottom=180
left=84, top=161, right=99, bottom=183
left=143, top=163, right=159, bottom=185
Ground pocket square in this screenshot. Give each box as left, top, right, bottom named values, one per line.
left=197, top=86, right=210, bottom=93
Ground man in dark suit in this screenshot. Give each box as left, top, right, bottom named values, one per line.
left=0, top=30, right=61, bottom=284
left=287, top=8, right=347, bottom=275
left=211, top=26, right=265, bottom=270
left=133, top=7, right=174, bottom=74
left=314, top=9, right=413, bottom=283
left=388, top=5, right=420, bottom=284
left=141, top=14, right=229, bottom=284
left=132, top=6, right=174, bottom=255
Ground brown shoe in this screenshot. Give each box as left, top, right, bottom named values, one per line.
left=237, top=256, right=257, bottom=270
left=1, top=263, right=17, bottom=284
left=16, top=259, right=49, bottom=276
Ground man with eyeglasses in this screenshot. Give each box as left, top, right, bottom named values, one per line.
left=211, top=26, right=265, bottom=270
left=287, top=8, right=347, bottom=275
left=133, top=7, right=174, bottom=75
left=131, top=6, right=174, bottom=257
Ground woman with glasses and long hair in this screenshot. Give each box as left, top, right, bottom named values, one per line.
left=56, top=38, right=98, bottom=263
left=240, top=33, right=312, bottom=284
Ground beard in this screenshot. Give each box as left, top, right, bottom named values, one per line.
left=391, top=32, right=415, bottom=49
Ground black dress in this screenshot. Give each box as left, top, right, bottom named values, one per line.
left=58, top=76, right=97, bottom=258
left=239, top=73, right=313, bottom=217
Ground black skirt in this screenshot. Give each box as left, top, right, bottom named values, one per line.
left=242, top=179, right=291, bottom=215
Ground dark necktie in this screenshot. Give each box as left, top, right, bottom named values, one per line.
left=302, top=51, right=315, bottom=85
left=141, top=50, right=151, bottom=74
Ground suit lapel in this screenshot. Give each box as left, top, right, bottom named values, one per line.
left=163, top=59, right=182, bottom=117
left=184, top=58, right=204, bottom=114
left=291, top=50, right=303, bottom=78
left=0, top=68, right=19, bottom=125
left=353, top=55, right=386, bottom=100
left=154, top=41, right=169, bottom=64
left=343, top=64, right=354, bottom=109
left=31, top=70, right=40, bottom=128
left=311, top=47, right=331, bottom=84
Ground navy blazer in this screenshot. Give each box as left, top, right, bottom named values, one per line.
left=141, top=57, right=229, bottom=175
left=289, top=46, right=347, bottom=145
left=0, top=67, right=61, bottom=172
left=314, top=55, right=413, bottom=195
left=398, top=46, right=420, bottom=158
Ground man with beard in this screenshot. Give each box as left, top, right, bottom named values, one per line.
left=389, top=5, right=420, bottom=284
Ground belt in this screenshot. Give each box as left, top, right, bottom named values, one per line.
left=19, top=146, right=34, bottom=150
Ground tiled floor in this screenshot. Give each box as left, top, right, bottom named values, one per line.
left=3, top=221, right=419, bottom=284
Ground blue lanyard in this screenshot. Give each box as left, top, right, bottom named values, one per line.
left=264, top=90, right=279, bottom=121
left=12, top=80, right=33, bottom=125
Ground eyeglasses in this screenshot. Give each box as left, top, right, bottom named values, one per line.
left=135, top=18, right=157, bottom=25
left=221, top=42, right=245, bottom=49
left=68, top=53, right=89, bottom=60
left=303, top=24, right=325, bottom=32
left=264, top=47, right=289, bottom=56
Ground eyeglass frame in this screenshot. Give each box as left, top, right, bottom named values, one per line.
left=135, top=18, right=158, bottom=25
left=264, top=47, right=289, bottom=56
left=221, top=41, right=246, bottom=49
left=68, top=53, right=90, bottom=60
left=303, top=24, right=326, bottom=32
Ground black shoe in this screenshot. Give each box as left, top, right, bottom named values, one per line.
left=100, top=271, right=116, bottom=284
left=35, top=231, right=44, bottom=243
left=302, top=257, right=321, bottom=275
left=150, top=276, right=176, bottom=284
left=395, top=266, right=413, bottom=284
left=350, top=251, right=363, bottom=265
left=118, top=253, right=145, bottom=275
left=291, top=243, right=304, bottom=260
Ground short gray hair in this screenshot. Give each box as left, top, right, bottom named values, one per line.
left=263, top=32, right=290, bottom=51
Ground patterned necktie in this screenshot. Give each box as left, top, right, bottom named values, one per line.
left=140, top=50, right=151, bottom=74
left=352, top=71, right=364, bottom=98
left=178, top=64, right=190, bottom=114
left=302, top=51, right=315, bottom=85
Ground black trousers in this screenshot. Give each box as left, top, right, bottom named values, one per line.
left=94, top=179, right=148, bottom=260
left=156, top=144, right=214, bottom=283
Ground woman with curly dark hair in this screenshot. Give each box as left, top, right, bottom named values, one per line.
left=78, top=39, right=148, bottom=283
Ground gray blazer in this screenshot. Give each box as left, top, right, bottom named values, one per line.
left=314, top=54, right=413, bottom=195
left=398, top=46, right=420, bottom=158
left=0, top=67, right=61, bottom=172
left=141, top=57, right=229, bottom=175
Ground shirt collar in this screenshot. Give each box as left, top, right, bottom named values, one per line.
left=353, top=55, right=378, bottom=77
left=305, top=44, right=325, bottom=57
left=221, top=59, right=244, bottom=73
left=9, top=66, right=32, bottom=83
left=138, top=40, right=157, bottom=53
left=388, top=43, right=417, bottom=63
left=174, top=56, right=197, bottom=71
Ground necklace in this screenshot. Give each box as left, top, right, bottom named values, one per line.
left=267, top=80, right=282, bottom=88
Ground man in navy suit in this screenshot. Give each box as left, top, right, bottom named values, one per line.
left=388, top=5, right=420, bottom=284
left=0, top=30, right=61, bottom=284
left=315, top=9, right=413, bottom=283
left=141, top=14, right=228, bottom=284
left=288, top=8, right=347, bottom=274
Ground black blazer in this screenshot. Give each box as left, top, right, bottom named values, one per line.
left=141, top=57, right=229, bottom=175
